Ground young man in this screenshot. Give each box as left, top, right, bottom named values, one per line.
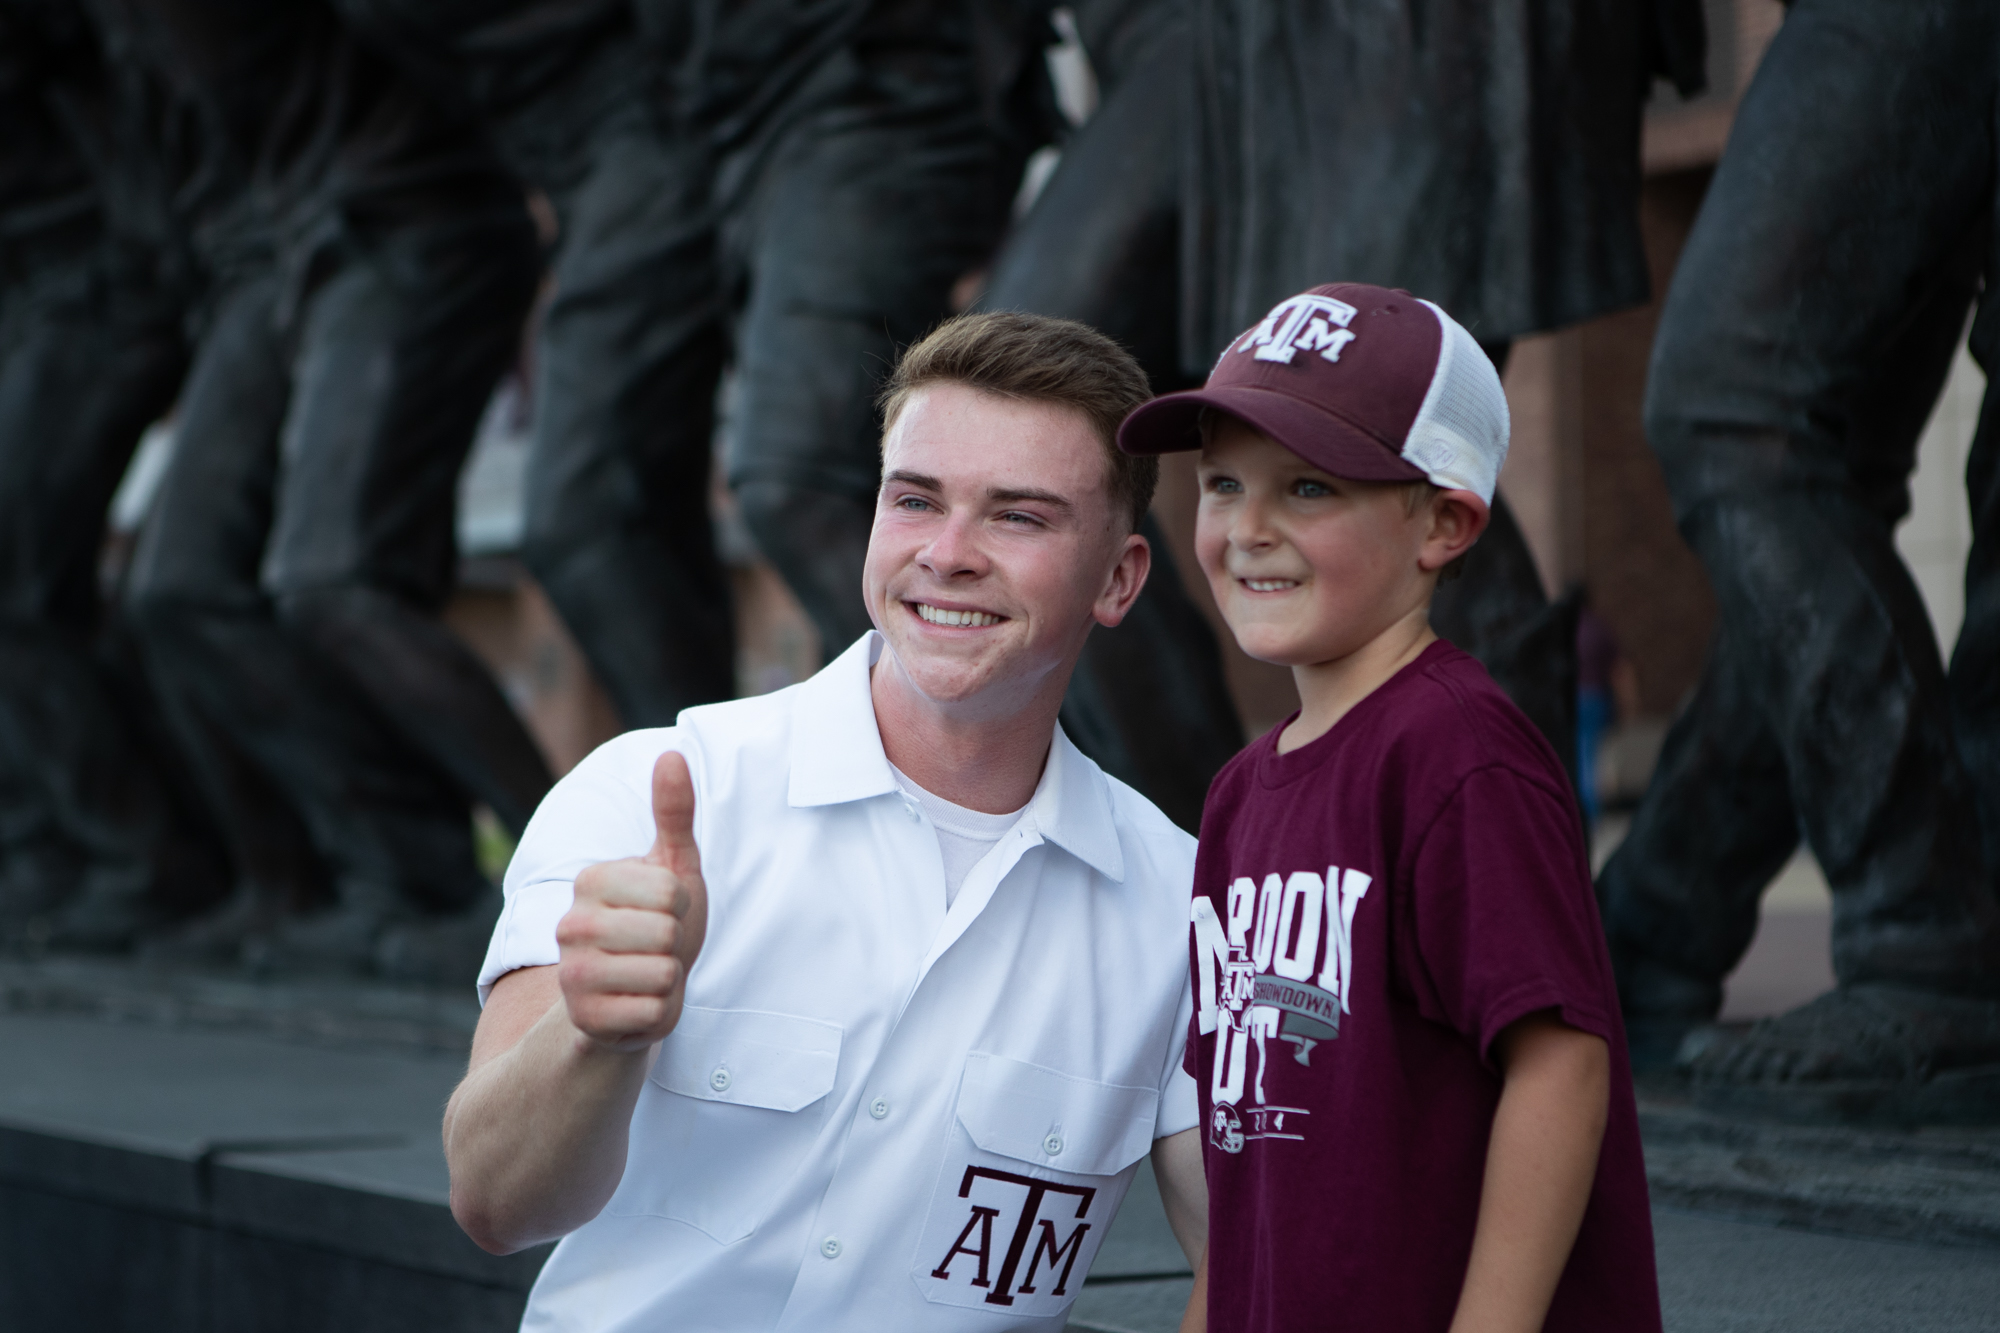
left=444, top=312, right=1207, bottom=1330
left=1119, top=284, right=1659, bottom=1333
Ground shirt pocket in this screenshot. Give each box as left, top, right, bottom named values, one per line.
left=606, top=1005, right=842, bottom=1244
left=912, top=1052, right=1159, bottom=1320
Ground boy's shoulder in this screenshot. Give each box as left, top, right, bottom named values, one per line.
left=1208, top=640, right=1572, bottom=817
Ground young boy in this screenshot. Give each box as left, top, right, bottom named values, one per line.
left=1119, top=284, right=1660, bottom=1333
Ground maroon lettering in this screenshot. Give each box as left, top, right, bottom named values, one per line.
left=931, top=1205, right=1001, bottom=1286
left=1017, top=1218, right=1092, bottom=1297
left=935, top=1164, right=1098, bottom=1306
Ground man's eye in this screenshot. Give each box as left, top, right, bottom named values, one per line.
left=896, top=495, right=934, bottom=512
left=999, top=510, right=1040, bottom=526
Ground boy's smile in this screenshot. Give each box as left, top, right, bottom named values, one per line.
left=1193, top=416, right=1487, bottom=751
left=1195, top=421, right=1442, bottom=670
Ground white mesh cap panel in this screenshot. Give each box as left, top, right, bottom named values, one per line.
left=1400, top=300, right=1510, bottom=503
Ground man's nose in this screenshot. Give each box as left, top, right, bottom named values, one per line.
left=917, top=511, right=989, bottom=578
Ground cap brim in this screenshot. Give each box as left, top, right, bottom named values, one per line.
left=1117, top=384, right=1428, bottom=484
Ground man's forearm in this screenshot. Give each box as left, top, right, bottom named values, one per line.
left=1448, top=1017, right=1608, bottom=1333
left=445, top=968, right=653, bottom=1254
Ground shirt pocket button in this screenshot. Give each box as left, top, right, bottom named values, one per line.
left=1042, top=1132, right=1063, bottom=1157
left=709, top=1065, right=732, bottom=1093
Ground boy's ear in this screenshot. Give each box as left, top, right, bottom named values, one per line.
left=1419, top=489, right=1489, bottom=573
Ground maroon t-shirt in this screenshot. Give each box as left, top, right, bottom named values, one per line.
left=1187, top=640, right=1659, bottom=1333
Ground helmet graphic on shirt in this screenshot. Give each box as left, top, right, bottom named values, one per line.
left=1209, top=1104, right=1244, bottom=1155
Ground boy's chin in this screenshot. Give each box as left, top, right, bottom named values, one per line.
left=1229, top=629, right=1321, bottom=670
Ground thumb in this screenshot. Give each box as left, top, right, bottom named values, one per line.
left=647, top=750, right=700, bottom=877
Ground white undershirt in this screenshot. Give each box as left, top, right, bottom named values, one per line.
left=889, top=764, right=1026, bottom=907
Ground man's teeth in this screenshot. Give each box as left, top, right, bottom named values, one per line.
left=915, top=603, right=1002, bottom=628
left=1243, top=579, right=1297, bottom=592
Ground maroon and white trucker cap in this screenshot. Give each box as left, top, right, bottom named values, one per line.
left=1118, top=283, right=1510, bottom=504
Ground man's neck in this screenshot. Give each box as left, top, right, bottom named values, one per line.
left=868, top=653, right=1068, bottom=814
left=1280, top=606, right=1436, bottom=754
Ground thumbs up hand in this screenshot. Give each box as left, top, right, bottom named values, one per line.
left=557, top=751, right=710, bottom=1051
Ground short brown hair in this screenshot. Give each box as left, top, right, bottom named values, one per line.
left=879, top=311, right=1158, bottom=532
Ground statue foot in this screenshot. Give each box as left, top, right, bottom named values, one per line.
left=372, top=887, right=502, bottom=985
left=251, top=881, right=410, bottom=977
left=40, top=862, right=162, bottom=953
left=0, top=839, right=83, bottom=943
left=1690, top=985, right=2000, bottom=1126
left=1611, top=946, right=1725, bottom=1074
left=137, top=886, right=276, bottom=969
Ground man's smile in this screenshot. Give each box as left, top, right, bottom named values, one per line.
left=909, top=601, right=1007, bottom=628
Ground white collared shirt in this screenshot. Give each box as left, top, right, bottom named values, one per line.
left=478, top=633, right=1199, bottom=1331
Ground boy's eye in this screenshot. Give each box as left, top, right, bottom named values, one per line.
left=1203, top=475, right=1243, bottom=494
left=1292, top=479, right=1333, bottom=498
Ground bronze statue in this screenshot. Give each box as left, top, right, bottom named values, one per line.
left=95, top=0, right=551, bottom=974
left=342, top=1, right=1036, bottom=738
left=974, top=0, right=1244, bottom=831
left=1600, top=0, right=2000, bottom=1119
left=0, top=0, right=227, bottom=950
left=986, top=0, right=1695, bottom=802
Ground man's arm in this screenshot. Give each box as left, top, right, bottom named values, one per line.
left=1447, top=1010, right=1610, bottom=1333
left=443, top=753, right=708, bottom=1255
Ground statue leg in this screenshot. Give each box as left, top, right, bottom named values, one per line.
left=521, top=128, right=737, bottom=728
left=265, top=209, right=551, bottom=838
left=1953, top=264, right=2000, bottom=881
left=1606, top=0, right=2000, bottom=1102
left=126, top=271, right=490, bottom=970
left=1429, top=463, right=1581, bottom=793
left=976, top=22, right=1244, bottom=830
left=0, top=266, right=227, bottom=947
left=729, top=88, right=1016, bottom=657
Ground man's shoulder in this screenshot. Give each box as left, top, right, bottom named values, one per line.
left=675, top=683, right=798, bottom=768
left=1099, top=769, right=1198, bottom=878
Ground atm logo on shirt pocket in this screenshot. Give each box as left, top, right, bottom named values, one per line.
left=914, top=1052, right=1156, bottom=1319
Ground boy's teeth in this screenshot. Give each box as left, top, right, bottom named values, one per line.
left=915, top=603, right=1001, bottom=628
left=1245, top=579, right=1296, bottom=592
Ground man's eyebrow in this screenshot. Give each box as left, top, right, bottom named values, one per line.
left=882, top=469, right=944, bottom=491
left=987, top=486, right=1074, bottom=512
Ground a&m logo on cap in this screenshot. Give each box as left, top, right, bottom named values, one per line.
left=1231, top=293, right=1359, bottom=366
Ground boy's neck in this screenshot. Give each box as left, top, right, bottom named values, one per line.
left=1278, top=605, right=1437, bottom=754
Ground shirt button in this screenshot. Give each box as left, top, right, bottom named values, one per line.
left=869, top=1097, right=890, bottom=1120
left=821, top=1235, right=842, bottom=1260
left=1043, top=1132, right=1064, bottom=1157
left=709, top=1066, right=731, bottom=1093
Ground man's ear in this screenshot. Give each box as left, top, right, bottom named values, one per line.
left=1093, top=531, right=1152, bottom=628
left=1418, top=490, right=1489, bottom=573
